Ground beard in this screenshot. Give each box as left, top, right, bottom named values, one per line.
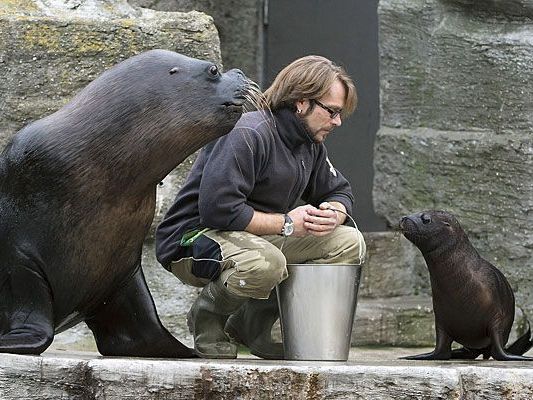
left=297, top=113, right=322, bottom=144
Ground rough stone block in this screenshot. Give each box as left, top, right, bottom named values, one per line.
left=353, top=296, right=436, bottom=347
left=443, top=0, right=533, bottom=18
left=3, top=352, right=533, bottom=399
left=379, top=0, right=533, bottom=133
left=360, top=232, right=429, bottom=298
left=130, top=0, right=263, bottom=83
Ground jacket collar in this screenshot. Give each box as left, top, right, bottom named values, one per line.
left=273, top=107, right=315, bottom=149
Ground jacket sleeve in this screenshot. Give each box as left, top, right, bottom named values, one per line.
left=302, top=145, right=355, bottom=217
left=197, top=123, right=267, bottom=231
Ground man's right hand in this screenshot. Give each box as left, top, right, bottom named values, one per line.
left=287, top=204, right=318, bottom=237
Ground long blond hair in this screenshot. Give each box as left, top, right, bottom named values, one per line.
left=263, top=55, right=357, bottom=118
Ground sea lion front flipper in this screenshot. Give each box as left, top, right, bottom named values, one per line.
left=400, top=351, right=443, bottom=360
left=85, top=264, right=196, bottom=358
left=0, top=265, right=54, bottom=354
left=401, top=326, right=453, bottom=360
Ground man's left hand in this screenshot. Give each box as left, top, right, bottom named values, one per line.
left=303, top=202, right=341, bottom=236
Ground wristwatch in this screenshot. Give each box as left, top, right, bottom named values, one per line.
left=281, top=214, right=294, bottom=237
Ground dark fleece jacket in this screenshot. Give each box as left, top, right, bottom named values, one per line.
left=155, top=108, right=354, bottom=268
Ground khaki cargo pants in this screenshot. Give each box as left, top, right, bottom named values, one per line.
left=170, top=225, right=366, bottom=299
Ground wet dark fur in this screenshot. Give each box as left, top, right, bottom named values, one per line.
left=400, top=210, right=532, bottom=361
left=0, top=49, right=249, bottom=357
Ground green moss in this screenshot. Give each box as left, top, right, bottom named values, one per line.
left=0, top=0, right=38, bottom=15
left=22, top=22, right=63, bottom=50
left=73, top=32, right=107, bottom=54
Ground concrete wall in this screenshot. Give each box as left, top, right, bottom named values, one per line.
left=374, top=0, right=533, bottom=319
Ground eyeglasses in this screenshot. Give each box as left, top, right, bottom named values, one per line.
left=312, top=99, right=342, bottom=119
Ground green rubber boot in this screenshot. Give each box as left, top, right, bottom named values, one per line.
left=225, top=290, right=284, bottom=359
left=187, top=279, right=247, bottom=358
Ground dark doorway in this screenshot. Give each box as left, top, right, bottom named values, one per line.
left=263, top=0, right=385, bottom=231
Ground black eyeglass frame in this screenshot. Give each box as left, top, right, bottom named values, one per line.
left=312, top=99, right=342, bottom=119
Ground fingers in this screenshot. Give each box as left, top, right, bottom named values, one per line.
left=288, top=204, right=340, bottom=237
left=303, top=206, right=337, bottom=236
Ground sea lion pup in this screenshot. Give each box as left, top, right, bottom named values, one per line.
left=0, top=49, right=256, bottom=357
left=399, top=210, right=532, bottom=361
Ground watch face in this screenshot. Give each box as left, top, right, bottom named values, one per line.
left=284, top=223, right=294, bottom=236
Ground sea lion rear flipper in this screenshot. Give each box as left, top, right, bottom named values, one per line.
left=85, top=264, right=196, bottom=358
left=505, top=323, right=533, bottom=356
left=0, top=265, right=54, bottom=354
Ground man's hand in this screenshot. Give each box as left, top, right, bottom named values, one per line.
left=286, top=202, right=345, bottom=237
left=287, top=204, right=317, bottom=237
left=301, top=202, right=340, bottom=236
left=245, top=202, right=347, bottom=237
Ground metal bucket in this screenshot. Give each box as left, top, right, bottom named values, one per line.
left=276, top=263, right=362, bottom=361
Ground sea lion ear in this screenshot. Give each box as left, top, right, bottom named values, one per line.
left=169, top=67, right=180, bottom=75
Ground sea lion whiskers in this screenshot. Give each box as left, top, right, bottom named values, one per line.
left=231, top=81, right=280, bottom=159
left=242, top=78, right=264, bottom=113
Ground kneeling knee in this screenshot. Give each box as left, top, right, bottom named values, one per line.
left=261, top=251, right=287, bottom=285
left=226, top=250, right=287, bottom=297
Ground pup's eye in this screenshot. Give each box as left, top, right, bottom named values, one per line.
left=421, top=214, right=432, bottom=224
left=208, top=65, right=219, bottom=76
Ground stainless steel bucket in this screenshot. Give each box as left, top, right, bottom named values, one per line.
left=276, top=263, right=362, bottom=361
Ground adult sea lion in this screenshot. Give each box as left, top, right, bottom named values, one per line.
left=0, top=49, right=254, bottom=357
left=400, top=210, right=532, bottom=361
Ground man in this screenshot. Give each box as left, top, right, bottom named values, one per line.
left=156, top=55, right=366, bottom=359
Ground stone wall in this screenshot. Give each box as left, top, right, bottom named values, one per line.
left=374, top=0, right=533, bottom=319
left=130, top=0, right=263, bottom=83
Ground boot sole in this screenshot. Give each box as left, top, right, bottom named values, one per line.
left=193, top=348, right=237, bottom=359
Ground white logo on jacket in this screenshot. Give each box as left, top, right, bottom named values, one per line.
left=326, top=157, right=337, bottom=177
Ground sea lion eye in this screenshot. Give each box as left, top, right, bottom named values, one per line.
left=421, top=214, right=432, bottom=224
left=169, top=67, right=179, bottom=75
left=208, top=65, right=220, bottom=77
